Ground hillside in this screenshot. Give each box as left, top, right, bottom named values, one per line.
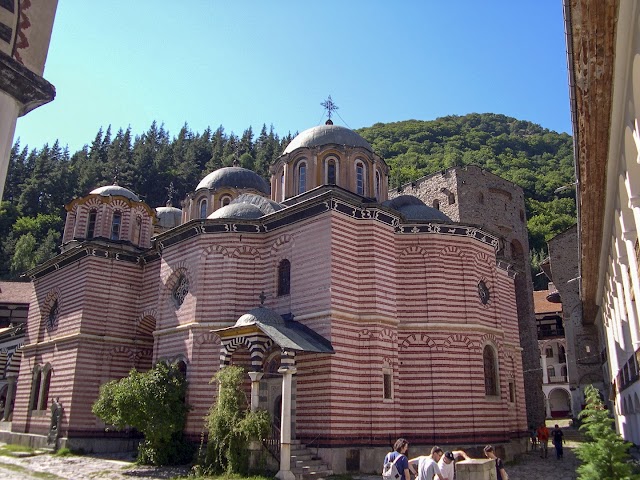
left=0, top=113, right=576, bottom=280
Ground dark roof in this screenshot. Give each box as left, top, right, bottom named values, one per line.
left=215, top=306, right=334, bottom=354
left=196, top=167, right=270, bottom=194
left=0, top=281, right=34, bottom=304
left=382, top=195, right=451, bottom=222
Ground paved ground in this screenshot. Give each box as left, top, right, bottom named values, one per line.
left=0, top=445, right=582, bottom=480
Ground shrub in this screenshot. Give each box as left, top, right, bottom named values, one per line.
left=199, top=365, right=271, bottom=475
left=92, top=362, right=191, bottom=465
left=576, top=384, right=640, bottom=480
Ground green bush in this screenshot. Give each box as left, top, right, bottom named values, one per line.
left=198, top=366, right=271, bottom=475
left=92, top=362, right=191, bottom=465
left=576, top=384, right=640, bottom=480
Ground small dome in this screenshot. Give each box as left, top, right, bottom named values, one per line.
left=232, top=193, right=283, bottom=215
left=155, top=206, right=182, bottom=230
left=196, top=166, right=269, bottom=194
left=283, top=124, right=373, bottom=154
left=208, top=202, right=264, bottom=220
left=90, top=185, right=140, bottom=202
left=235, top=306, right=285, bottom=327
left=383, top=195, right=451, bottom=222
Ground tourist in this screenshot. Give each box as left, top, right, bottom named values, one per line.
left=537, top=422, right=549, bottom=458
left=551, top=424, right=564, bottom=459
left=409, top=446, right=445, bottom=480
left=529, top=424, right=538, bottom=451
left=383, top=438, right=415, bottom=480
left=437, top=450, right=469, bottom=480
left=484, top=445, right=508, bottom=480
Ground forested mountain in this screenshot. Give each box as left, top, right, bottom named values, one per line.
left=0, top=113, right=576, bottom=283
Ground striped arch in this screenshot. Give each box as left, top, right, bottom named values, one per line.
left=378, top=328, right=396, bottom=342
left=199, top=244, right=230, bottom=264
left=195, top=332, right=221, bottom=348
left=270, top=234, right=294, bottom=256
left=136, top=309, right=157, bottom=337
left=219, top=336, right=253, bottom=367
left=0, top=351, right=6, bottom=377
left=231, top=245, right=261, bottom=259
left=163, top=264, right=194, bottom=307
left=357, top=328, right=375, bottom=340
left=109, top=345, right=137, bottom=362
left=400, top=245, right=429, bottom=258
left=400, top=333, right=438, bottom=351
left=442, top=334, right=477, bottom=350
left=134, top=349, right=153, bottom=369
left=480, top=333, right=501, bottom=351
left=438, top=245, right=465, bottom=259
left=162, top=260, right=193, bottom=284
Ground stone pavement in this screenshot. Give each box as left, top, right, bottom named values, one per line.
left=0, top=440, right=582, bottom=480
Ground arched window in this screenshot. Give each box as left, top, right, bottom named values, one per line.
left=375, top=170, right=381, bottom=200
left=173, top=274, right=190, bottom=308
left=448, top=192, right=456, bottom=205
left=87, top=209, right=97, bottom=239
left=298, top=162, right=307, bottom=194
left=547, top=366, right=555, bottom=379
left=560, top=365, right=568, bottom=378
left=278, top=259, right=291, bottom=296
left=433, top=199, right=440, bottom=210
left=483, top=345, right=498, bottom=396
left=110, top=211, right=122, bottom=240
left=40, top=367, right=52, bottom=410
left=221, top=196, right=232, bottom=207
left=199, top=199, right=208, bottom=219
left=132, top=215, right=142, bottom=244
left=31, top=368, right=41, bottom=410
left=327, top=159, right=337, bottom=185
left=356, top=163, right=365, bottom=195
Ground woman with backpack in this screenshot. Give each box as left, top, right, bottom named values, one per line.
left=383, top=438, right=416, bottom=480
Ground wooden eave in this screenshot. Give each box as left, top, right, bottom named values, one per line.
left=567, top=0, right=619, bottom=324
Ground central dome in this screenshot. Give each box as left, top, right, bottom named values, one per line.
left=283, top=124, right=373, bottom=154
left=196, top=166, right=269, bottom=194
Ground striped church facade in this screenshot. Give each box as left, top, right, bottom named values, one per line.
left=3, top=123, right=530, bottom=472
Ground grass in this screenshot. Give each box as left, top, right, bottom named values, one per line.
left=53, top=447, right=75, bottom=457
left=0, top=443, right=36, bottom=456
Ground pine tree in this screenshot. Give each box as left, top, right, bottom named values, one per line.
left=576, top=384, right=639, bottom=480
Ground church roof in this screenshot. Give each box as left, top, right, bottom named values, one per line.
left=196, top=166, right=270, bottom=194
left=0, top=281, right=33, bottom=304
left=90, top=185, right=140, bottom=202
left=283, top=124, right=373, bottom=154
left=155, top=205, right=182, bottom=229
left=214, top=306, right=334, bottom=354
left=208, top=202, right=265, bottom=220
left=382, top=195, right=451, bottom=222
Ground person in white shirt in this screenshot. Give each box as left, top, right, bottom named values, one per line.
left=437, top=450, right=470, bottom=480
left=409, top=446, right=445, bottom=480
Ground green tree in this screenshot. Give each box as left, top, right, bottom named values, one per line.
left=92, top=362, right=191, bottom=465
left=201, top=365, right=270, bottom=475
left=576, top=384, right=639, bottom=480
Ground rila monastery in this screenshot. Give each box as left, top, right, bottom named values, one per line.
left=3, top=0, right=640, bottom=478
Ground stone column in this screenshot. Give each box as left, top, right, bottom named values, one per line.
left=3, top=376, right=16, bottom=421
left=541, top=353, right=548, bottom=383
left=276, top=365, right=297, bottom=480
left=622, top=230, right=640, bottom=327
left=248, top=371, right=263, bottom=412
left=545, top=395, right=552, bottom=418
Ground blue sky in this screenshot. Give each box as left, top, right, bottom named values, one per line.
left=14, top=1, right=571, bottom=153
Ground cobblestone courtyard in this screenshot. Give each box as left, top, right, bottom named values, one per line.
left=0, top=440, right=583, bottom=480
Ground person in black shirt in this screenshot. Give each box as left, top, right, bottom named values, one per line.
left=551, top=424, right=564, bottom=459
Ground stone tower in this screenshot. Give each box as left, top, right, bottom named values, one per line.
left=393, top=165, right=545, bottom=428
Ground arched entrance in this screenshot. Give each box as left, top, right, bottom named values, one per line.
left=548, top=388, right=571, bottom=418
